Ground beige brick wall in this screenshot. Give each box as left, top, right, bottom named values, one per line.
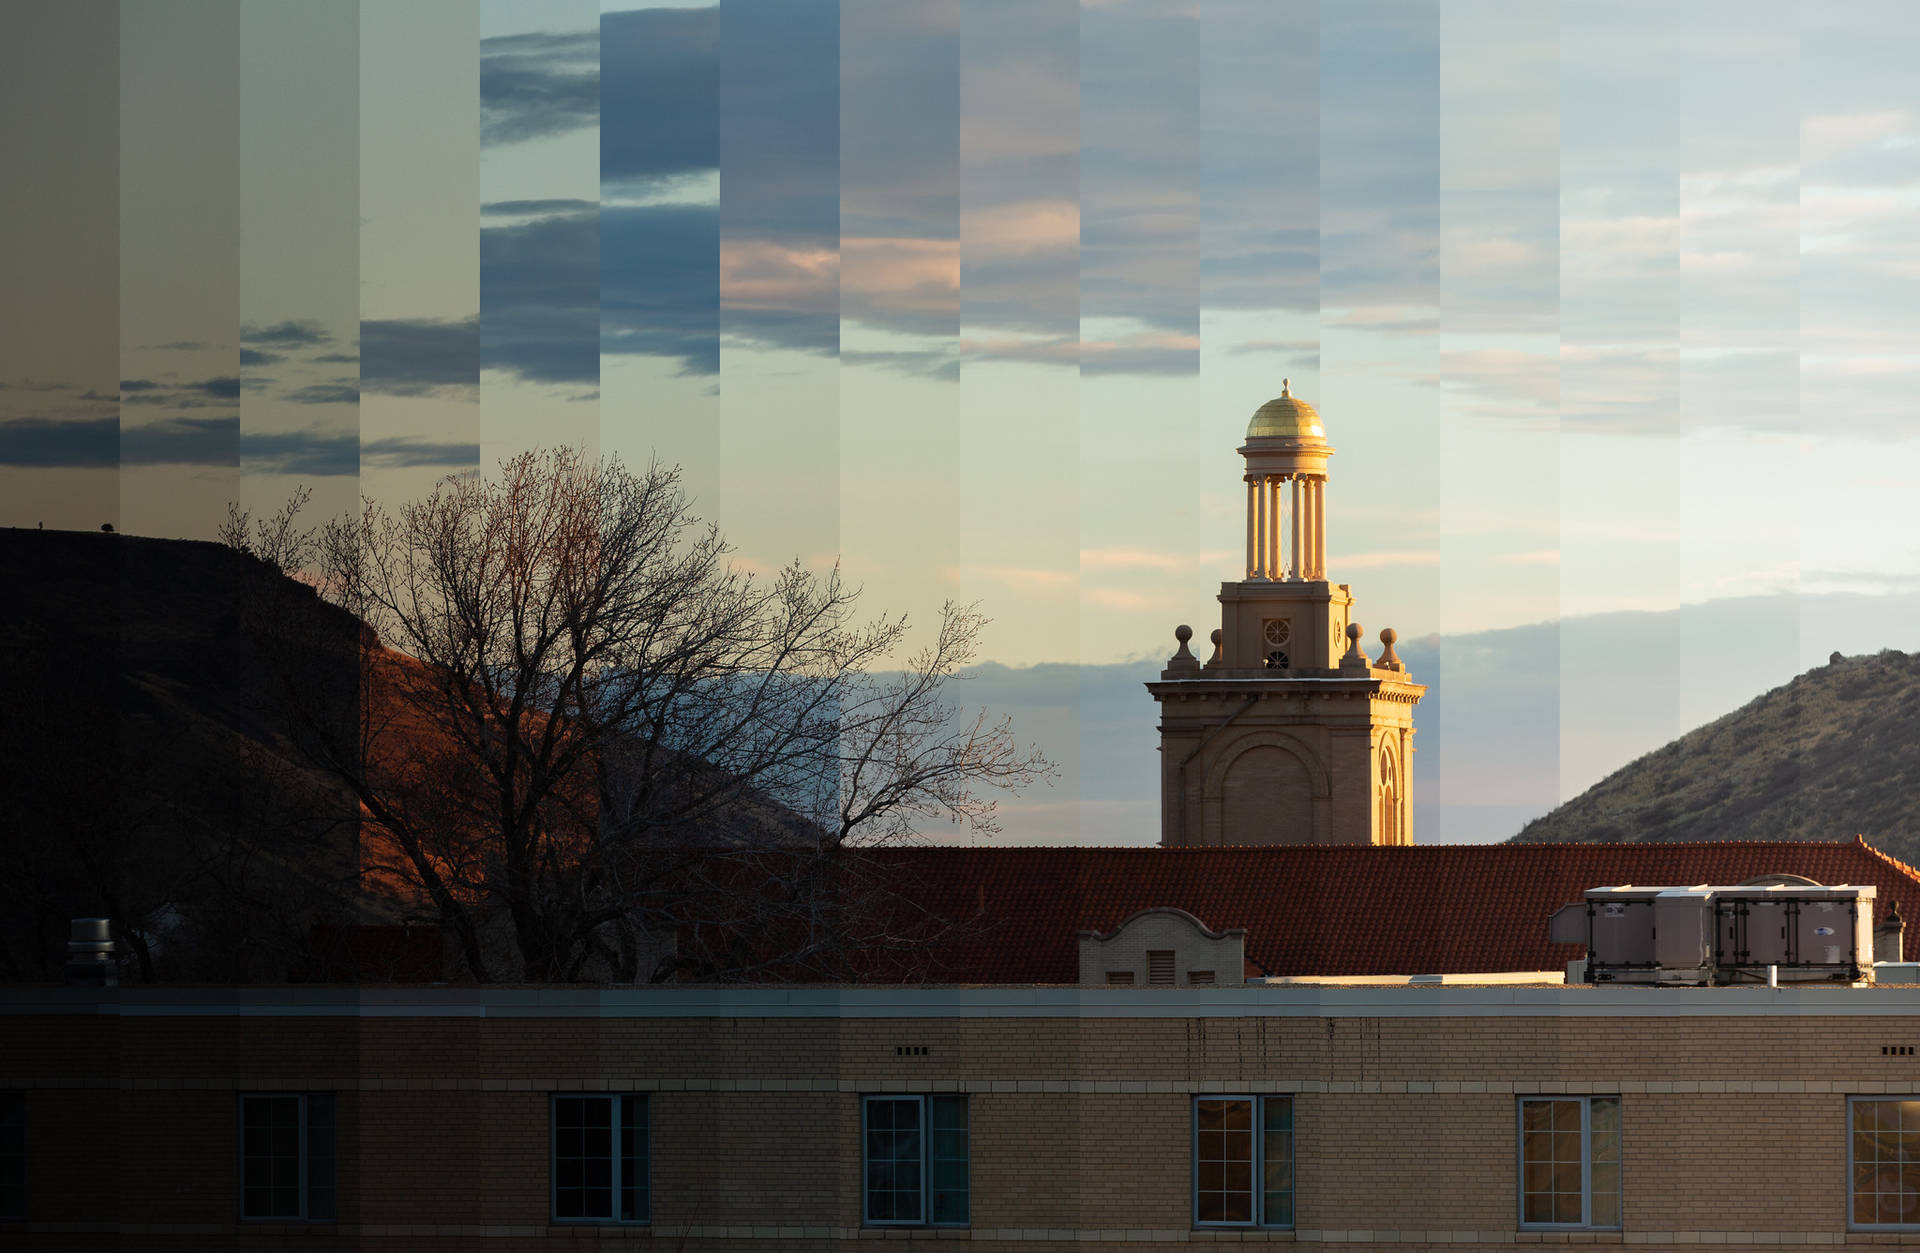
left=8, top=999, right=1920, bottom=1249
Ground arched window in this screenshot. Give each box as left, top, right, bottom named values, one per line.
left=1378, top=745, right=1400, bottom=845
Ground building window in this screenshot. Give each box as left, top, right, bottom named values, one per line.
left=1378, top=745, right=1401, bottom=845
left=1193, top=1096, right=1293, bottom=1228
left=1518, top=1096, right=1619, bottom=1229
left=238, top=1093, right=335, bottom=1222
left=1105, top=971, right=1134, bottom=985
left=862, top=1094, right=968, bottom=1226
left=1148, top=950, right=1175, bottom=985
left=1852, top=1098, right=1920, bottom=1227
left=1188, top=970, right=1216, bottom=985
left=1, top=1091, right=22, bottom=1220
left=552, top=1094, right=648, bottom=1224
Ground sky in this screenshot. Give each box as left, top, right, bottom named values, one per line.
left=4, top=1, right=1920, bottom=844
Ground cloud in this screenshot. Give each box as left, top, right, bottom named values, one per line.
left=841, top=3, right=956, bottom=243
left=0, top=417, right=119, bottom=467
left=839, top=348, right=958, bottom=382
left=958, top=0, right=1080, bottom=342
left=125, top=416, right=239, bottom=465
left=1084, top=587, right=1157, bottom=612
left=117, top=376, right=245, bottom=407
left=1442, top=349, right=1559, bottom=423
left=841, top=237, right=958, bottom=341
left=1196, top=0, right=1319, bottom=315
left=236, top=429, right=357, bottom=477
left=713, top=0, right=839, bottom=249
left=952, top=563, right=1077, bottom=595
left=1331, top=550, right=1441, bottom=570
left=1495, top=550, right=1561, bottom=567
left=362, top=437, right=478, bottom=469
left=242, top=431, right=479, bottom=477
left=1079, top=547, right=1192, bottom=573
left=286, top=381, right=359, bottom=406
left=704, top=0, right=840, bottom=363
left=482, top=199, right=599, bottom=218
left=1318, top=3, right=1439, bottom=319
left=1324, top=308, right=1438, bottom=337
left=720, top=240, right=837, bottom=316
left=360, top=318, right=480, bottom=399
left=600, top=204, right=719, bottom=375
left=239, top=348, right=284, bottom=367
left=957, top=327, right=1198, bottom=376
left=1079, top=0, right=1199, bottom=335
left=480, top=29, right=598, bottom=148
left=242, top=320, right=331, bottom=348
left=482, top=210, right=599, bottom=386
left=601, top=6, right=717, bottom=187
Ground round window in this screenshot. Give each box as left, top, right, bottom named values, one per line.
left=1263, top=619, right=1291, bottom=648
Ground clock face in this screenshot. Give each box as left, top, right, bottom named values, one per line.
left=1262, top=618, right=1290, bottom=648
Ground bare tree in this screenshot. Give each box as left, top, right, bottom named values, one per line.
left=225, top=448, right=1051, bottom=982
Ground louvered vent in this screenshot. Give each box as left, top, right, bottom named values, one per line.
left=1147, top=950, right=1175, bottom=985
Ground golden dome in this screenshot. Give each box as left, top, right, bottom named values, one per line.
left=1245, top=380, right=1324, bottom=440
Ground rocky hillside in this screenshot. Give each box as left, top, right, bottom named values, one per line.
left=1511, top=649, right=1920, bottom=861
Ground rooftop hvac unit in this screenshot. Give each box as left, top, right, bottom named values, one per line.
left=1547, top=884, right=1876, bottom=986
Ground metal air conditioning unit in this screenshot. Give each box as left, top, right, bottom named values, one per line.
left=1549, top=884, right=1876, bottom=986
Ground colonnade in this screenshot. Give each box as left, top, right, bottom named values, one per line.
left=1244, top=473, right=1325, bottom=581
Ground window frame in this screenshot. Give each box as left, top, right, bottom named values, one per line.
left=1848, top=1096, right=1920, bottom=1230
left=1515, top=1095, right=1621, bottom=1231
left=1191, top=1094, right=1295, bottom=1230
left=860, top=1093, right=969, bottom=1228
left=549, top=1092, right=649, bottom=1226
left=236, top=1092, right=335, bottom=1224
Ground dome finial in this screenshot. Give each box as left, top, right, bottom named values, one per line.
left=1281, top=377, right=1291, bottom=398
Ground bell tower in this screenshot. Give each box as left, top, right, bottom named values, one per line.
left=1148, top=383, right=1426, bottom=847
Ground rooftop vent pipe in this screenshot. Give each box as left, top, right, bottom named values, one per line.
left=65, top=917, right=116, bottom=987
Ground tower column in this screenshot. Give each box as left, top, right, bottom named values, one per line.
left=1251, top=475, right=1267, bottom=579
left=1300, top=479, right=1312, bottom=579
left=1245, top=479, right=1257, bottom=578
left=1301, top=478, right=1315, bottom=580
left=1290, top=475, right=1303, bottom=582
left=1268, top=476, right=1282, bottom=578
left=1313, top=476, right=1326, bottom=577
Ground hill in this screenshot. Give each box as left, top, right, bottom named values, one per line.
left=0, top=526, right=369, bottom=981
left=1, top=526, right=834, bottom=983
left=1511, top=649, right=1920, bottom=859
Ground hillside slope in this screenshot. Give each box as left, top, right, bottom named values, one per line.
left=0, top=527, right=369, bottom=980
left=1511, top=649, right=1920, bottom=859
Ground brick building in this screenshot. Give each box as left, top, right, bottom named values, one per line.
left=10, top=981, right=1920, bottom=1249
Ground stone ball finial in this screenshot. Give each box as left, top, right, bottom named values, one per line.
left=1339, top=621, right=1369, bottom=671
left=1166, top=623, right=1199, bottom=674
left=1378, top=626, right=1405, bottom=672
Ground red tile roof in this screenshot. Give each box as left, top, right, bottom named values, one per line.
left=862, top=838, right=1920, bottom=982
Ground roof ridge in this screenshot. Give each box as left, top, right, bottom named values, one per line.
left=1856, top=835, right=1920, bottom=886
left=876, top=840, right=1870, bottom=854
